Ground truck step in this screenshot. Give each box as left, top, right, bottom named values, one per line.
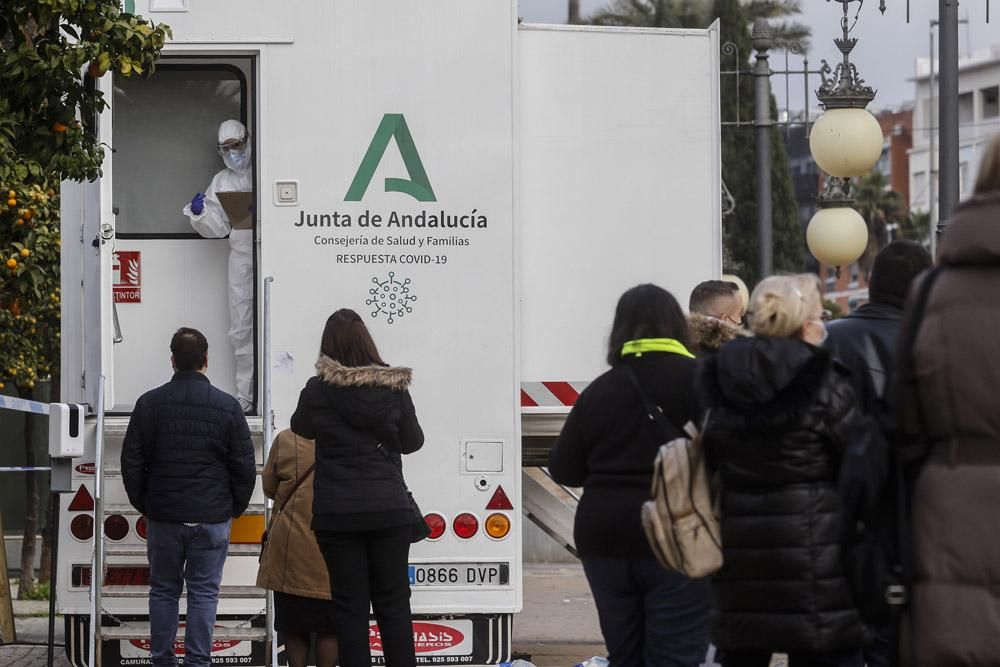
left=102, top=416, right=266, bottom=437
left=101, top=624, right=267, bottom=642
left=105, top=543, right=261, bottom=558
left=102, top=503, right=266, bottom=517
left=103, top=585, right=265, bottom=599
left=102, top=464, right=265, bottom=478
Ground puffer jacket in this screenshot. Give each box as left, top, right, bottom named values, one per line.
left=121, top=371, right=256, bottom=523
left=290, top=356, right=424, bottom=523
left=698, top=336, right=865, bottom=653
left=899, top=192, right=1000, bottom=666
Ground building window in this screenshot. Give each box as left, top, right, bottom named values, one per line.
left=983, top=86, right=999, bottom=119
left=913, top=171, right=928, bottom=211
left=849, top=262, right=860, bottom=289
left=959, top=91, right=975, bottom=125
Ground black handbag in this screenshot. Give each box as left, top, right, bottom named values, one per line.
left=377, top=443, right=430, bottom=543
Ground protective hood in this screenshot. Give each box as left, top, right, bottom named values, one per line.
left=711, top=336, right=827, bottom=409
left=218, top=119, right=247, bottom=144
left=218, top=119, right=252, bottom=173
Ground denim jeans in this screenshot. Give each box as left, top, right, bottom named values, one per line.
left=581, top=556, right=710, bottom=667
left=146, top=519, right=231, bottom=667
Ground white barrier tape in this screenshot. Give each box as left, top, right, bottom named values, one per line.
left=0, top=466, right=52, bottom=472
left=0, top=395, right=51, bottom=415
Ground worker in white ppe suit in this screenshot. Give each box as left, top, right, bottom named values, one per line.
left=181, top=119, right=254, bottom=411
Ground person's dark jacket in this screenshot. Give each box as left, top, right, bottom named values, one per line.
left=688, top=313, right=749, bottom=357
left=698, top=336, right=866, bottom=653
left=549, top=351, right=698, bottom=558
left=290, top=356, right=424, bottom=528
left=121, top=370, right=256, bottom=523
left=825, top=302, right=903, bottom=409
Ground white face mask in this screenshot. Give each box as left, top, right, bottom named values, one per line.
left=223, top=149, right=249, bottom=171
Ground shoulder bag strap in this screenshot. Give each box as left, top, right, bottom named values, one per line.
left=621, top=365, right=681, bottom=442
left=891, top=266, right=943, bottom=598
left=276, top=462, right=316, bottom=514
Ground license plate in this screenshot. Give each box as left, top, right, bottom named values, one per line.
left=72, top=565, right=150, bottom=587
left=408, top=563, right=509, bottom=587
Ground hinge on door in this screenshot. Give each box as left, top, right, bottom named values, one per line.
left=81, top=372, right=86, bottom=390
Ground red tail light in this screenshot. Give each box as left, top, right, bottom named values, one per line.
left=453, top=513, right=479, bottom=540
left=104, top=515, right=129, bottom=541
left=424, top=513, right=446, bottom=540
left=136, top=516, right=148, bottom=540
left=70, top=515, right=94, bottom=541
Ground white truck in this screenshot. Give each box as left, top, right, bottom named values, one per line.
left=56, top=2, right=721, bottom=665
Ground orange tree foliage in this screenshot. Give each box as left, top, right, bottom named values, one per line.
left=1, top=2, right=169, bottom=391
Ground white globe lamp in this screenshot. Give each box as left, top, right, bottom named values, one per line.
left=810, top=108, right=883, bottom=177
left=806, top=206, right=869, bottom=268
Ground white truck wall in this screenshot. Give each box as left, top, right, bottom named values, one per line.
left=518, top=24, right=722, bottom=388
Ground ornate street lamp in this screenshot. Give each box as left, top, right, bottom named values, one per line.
left=806, top=0, right=883, bottom=269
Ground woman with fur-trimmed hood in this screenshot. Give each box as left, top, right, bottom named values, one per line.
left=290, top=308, right=424, bottom=667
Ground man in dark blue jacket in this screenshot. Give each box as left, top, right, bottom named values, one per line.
left=825, top=241, right=931, bottom=667
left=122, top=328, right=255, bottom=667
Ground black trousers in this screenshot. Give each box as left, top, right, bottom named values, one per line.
left=316, top=527, right=415, bottom=667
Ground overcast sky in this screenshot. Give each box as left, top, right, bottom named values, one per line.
left=518, top=0, right=998, bottom=111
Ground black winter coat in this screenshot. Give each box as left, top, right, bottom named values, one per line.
left=290, top=356, right=424, bottom=527
left=121, top=371, right=256, bottom=523
left=825, top=302, right=903, bottom=409
left=698, top=337, right=865, bottom=653
left=549, top=352, right=698, bottom=558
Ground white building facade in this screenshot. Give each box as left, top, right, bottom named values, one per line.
left=910, top=46, right=1000, bottom=219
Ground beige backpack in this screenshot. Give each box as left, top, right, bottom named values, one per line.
left=623, top=367, right=722, bottom=578
left=640, top=419, right=722, bottom=578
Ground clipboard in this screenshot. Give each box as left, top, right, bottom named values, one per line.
left=217, top=191, right=254, bottom=230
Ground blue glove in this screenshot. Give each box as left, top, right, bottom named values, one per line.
left=190, top=192, right=206, bottom=216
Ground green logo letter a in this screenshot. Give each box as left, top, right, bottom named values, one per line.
left=345, top=114, right=436, bottom=202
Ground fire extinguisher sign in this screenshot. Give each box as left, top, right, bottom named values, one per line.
left=113, top=251, right=141, bottom=303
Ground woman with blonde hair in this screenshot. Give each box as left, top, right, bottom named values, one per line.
left=697, top=274, right=867, bottom=667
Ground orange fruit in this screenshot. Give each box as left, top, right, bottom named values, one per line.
left=7, top=198, right=16, bottom=207
left=19, top=249, right=29, bottom=258
left=5, top=258, right=16, bottom=269
left=52, top=122, right=68, bottom=133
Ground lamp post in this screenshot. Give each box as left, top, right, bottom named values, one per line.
left=806, top=0, right=882, bottom=271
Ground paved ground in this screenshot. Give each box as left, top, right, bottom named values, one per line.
left=514, top=563, right=605, bottom=667
left=0, top=564, right=605, bottom=666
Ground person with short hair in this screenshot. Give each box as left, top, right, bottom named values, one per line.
left=290, top=309, right=424, bottom=667
left=898, top=133, right=1000, bottom=666
left=823, top=242, right=931, bottom=666
left=121, top=328, right=256, bottom=667
left=688, top=280, right=747, bottom=356
left=549, top=284, right=710, bottom=667
left=698, top=275, right=867, bottom=667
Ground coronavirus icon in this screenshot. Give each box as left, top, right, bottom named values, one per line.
left=367, top=272, right=416, bottom=324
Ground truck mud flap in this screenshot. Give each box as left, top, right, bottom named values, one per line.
left=65, top=613, right=266, bottom=667
left=373, top=614, right=511, bottom=666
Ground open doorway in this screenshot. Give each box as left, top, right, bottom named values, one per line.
left=110, top=57, right=258, bottom=413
